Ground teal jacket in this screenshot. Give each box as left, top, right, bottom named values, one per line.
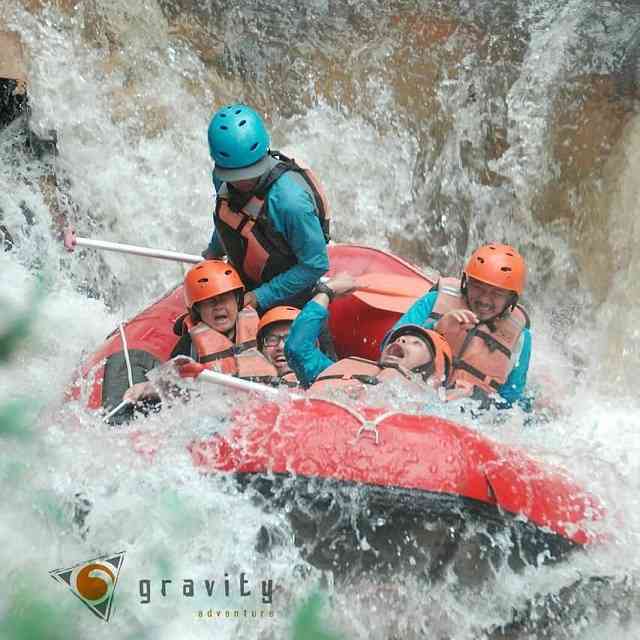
left=208, top=168, right=329, bottom=311
left=389, top=290, right=532, bottom=404
left=285, top=301, right=335, bottom=388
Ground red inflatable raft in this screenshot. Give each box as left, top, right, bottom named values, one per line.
left=190, top=397, right=603, bottom=578
left=69, top=244, right=605, bottom=577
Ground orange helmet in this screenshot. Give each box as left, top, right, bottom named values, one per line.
left=463, top=243, right=526, bottom=295
left=385, top=325, right=453, bottom=385
left=257, top=306, right=300, bottom=344
left=183, top=260, right=244, bottom=309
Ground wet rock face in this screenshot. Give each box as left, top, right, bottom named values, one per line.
left=0, top=79, right=28, bottom=125
left=149, top=0, right=640, bottom=295
left=537, top=57, right=639, bottom=306
left=14, top=1, right=640, bottom=245
left=541, top=75, right=636, bottom=230
left=18, top=0, right=81, bottom=14
left=0, top=31, right=28, bottom=83
left=11, top=0, right=640, bottom=385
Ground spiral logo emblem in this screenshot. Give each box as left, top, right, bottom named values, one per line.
left=74, top=562, right=116, bottom=604
left=50, top=552, right=125, bottom=621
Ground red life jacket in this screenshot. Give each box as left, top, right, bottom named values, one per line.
left=183, top=307, right=278, bottom=383
left=429, top=277, right=529, bottom=396
left=213, top=151, right=330, bottom=300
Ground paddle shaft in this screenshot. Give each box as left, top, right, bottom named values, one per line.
left=103, top=399, right=131, bottom=422
left=75, top=237, right=202, bottom=264
left=198, top=369, right=303, bottom=400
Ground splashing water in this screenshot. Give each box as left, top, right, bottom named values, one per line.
left=2, top=1, right=640, bottom=638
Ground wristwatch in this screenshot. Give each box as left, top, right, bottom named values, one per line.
left=313, top=279, right=335, bottom=302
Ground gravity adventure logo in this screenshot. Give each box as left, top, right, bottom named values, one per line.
left=49, top=552, right=125, bottom=621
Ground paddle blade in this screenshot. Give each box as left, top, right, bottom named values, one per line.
left=352, top=273, right=434, bottom=312
left=354, top=272, right=433, bottom=297
left=351, top=290, right=422, bottom=313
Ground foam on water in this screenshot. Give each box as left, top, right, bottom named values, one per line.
left=2, top=0, right=640, bottom=637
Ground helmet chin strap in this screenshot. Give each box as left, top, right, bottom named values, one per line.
left=410, top=360, right=435, bottom=382
left=227, top=184, right=254, bottom=210
left=409, top=337, right=436, bottom=381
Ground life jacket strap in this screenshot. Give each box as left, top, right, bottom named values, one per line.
left=475, top=329, right=512, bottom=358
left=451, top=359, right=501, bottom=392
left=198, top=340, right=257, bottom=364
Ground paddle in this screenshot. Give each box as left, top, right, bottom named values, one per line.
left=198, top=369, right=283, bottom=397
left=173, top=357, right=303, bottom=399
left=75, top=237, right=202, bottom=264
left=352, top=272, right=433, bottom=313
left=103, top=358, right=298, bottom=423
left=103, top=399, right=131, bottom=423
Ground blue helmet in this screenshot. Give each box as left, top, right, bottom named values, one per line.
left=208, top=104, right=271, bottom=182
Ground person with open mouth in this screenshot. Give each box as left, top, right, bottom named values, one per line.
left=123, top=260, right=278, bottom=406
left=284, top=272, right=453, bottom=396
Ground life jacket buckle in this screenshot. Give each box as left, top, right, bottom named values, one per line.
left=355, top=422, right=380, bottom=445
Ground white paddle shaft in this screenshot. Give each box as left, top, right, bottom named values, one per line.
left=75, top=237, right=202, bottom=264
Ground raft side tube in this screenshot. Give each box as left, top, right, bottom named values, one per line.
left=238, top=473, right=579, bottom=580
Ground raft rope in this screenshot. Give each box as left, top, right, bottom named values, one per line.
left=102, top=323, right=135, bottom=423
left=118, top=322, right=134, bottom=389
left=314, top=398, right=401, bottom=445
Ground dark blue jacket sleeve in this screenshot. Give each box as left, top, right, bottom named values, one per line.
left=253, top=173, right=329, bottom=310
left=284, top=301, right=335, bottom=388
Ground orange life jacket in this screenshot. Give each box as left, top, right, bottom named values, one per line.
left=183, top=307, right=278, bottom=383
left=429, top=277, right=529, bottom=395
left=214, top=151, right=330, bottom=298
left=310, top=357, right=419, bottom=395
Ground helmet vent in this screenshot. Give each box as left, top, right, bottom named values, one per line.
left=500, top=267, right=512, bottom=272
left=219, top=151, right=230, bottom=157
left=250, top=142, right=258, bottom=150
left=477, top=257, right=485, bottom=264
left=197, top=277, right=209, bottom=285
left=238, top=119, right=247, bottom=127
left=235, top=109, right=242, bottom=114
left=220, top=125, right=228, bottom=130
left=224, top=269, right=233, bottom=275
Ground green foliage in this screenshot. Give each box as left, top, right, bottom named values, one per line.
left=0, top=311, right=32, bottom=362
left=0, top=287, right=42, bottom=436
left=0, top=284, right=39, bottom=363
left=0, top=586, right=80, bottom=640
left=291, top=592, right=345, bottom=640
left=0, top=398, right=34, bottom=438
